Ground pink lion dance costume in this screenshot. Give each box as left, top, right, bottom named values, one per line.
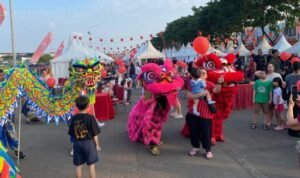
left=195, top=53, right=244, bottom=144
left=128, top=60, right=183, bottom=155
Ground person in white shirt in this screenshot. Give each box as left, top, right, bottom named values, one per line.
left=272, top=77, right=285, bottom=130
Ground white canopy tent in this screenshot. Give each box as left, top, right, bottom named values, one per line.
left=133, top=43, right=147, bottom=59
left=174, top=44, right=186, bottom=59
left=137, top=40, right=165, bottom=59
left=234, top=40, right=250, bottom=56
left=285, top=40, right=300, bottom=55
left=253, top=37, right=272, bottom=55
left=51, top=32, right=91, bottom=79
left=183, top=43, right=197, bottom=62
left=84, top=43, right=114, bottom=64
left=207, top=45, right=226, bottom=56
left=272, top=34, right=292, bottom=52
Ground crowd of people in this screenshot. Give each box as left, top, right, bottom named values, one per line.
left=1, top=52, right=300, bottom=177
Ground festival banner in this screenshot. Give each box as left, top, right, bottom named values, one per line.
left=0, top=2, right=6, bottom=26
left=53, top=41, right=64, bottom=58
left=31, top=32, right=53, bottom=64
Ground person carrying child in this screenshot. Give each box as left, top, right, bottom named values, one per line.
left=68, top=96, right=101, bottom=178
left=190, top=68, right=215, bottom=116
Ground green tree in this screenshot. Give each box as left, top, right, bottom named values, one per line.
left=244, top=0, right=300, bottom=44
left=38, top=54, right=53, bottom=64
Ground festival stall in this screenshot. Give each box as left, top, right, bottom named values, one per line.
left=285, top=40, right=300, bottom=55
left=272, top=33, right=292, bottom=52
left=253, top=37, right=272, bottom=55
left=137, top=40, right=165, bottom=60
left=51, top=32, right=91, bottom=79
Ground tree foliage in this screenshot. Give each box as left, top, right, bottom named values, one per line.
left=153, top=0, right=300, bottom=48
left=38, top=54, right=53, bottom=64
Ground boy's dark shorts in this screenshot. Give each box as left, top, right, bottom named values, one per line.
left=73, top=140, right=98, bottom=166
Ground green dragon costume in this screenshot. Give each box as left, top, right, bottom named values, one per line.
left=0, top=57, right=103, bottom=125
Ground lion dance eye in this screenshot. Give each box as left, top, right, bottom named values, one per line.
left=143, top=71, right=156, bottom=83
left=205, top=61, right=216, bottom=70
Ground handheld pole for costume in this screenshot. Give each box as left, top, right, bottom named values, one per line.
left=17, top=99, right=21, bottom=165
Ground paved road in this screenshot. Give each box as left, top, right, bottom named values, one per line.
left=13, top=90, right=300, bottom=178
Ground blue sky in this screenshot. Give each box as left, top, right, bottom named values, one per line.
left=0, top=0, right=208, bottom=52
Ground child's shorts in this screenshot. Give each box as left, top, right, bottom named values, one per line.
left=275, top=104, right=284, bottom=113
left=73, top=139, right=98, bottom=166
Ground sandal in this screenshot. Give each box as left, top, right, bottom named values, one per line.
left=263, top=124, right=269, bottom=130
left=189, top=148, right=199, bottom=156
left=206, top=152, right=213, bottom=159
left=251, top=124, right=257, bottom=129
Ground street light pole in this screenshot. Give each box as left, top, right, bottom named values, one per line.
left=9, top=0, right=16, bottom=66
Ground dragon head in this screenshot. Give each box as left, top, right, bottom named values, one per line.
left=195, top=53, right=244, bottom=85
left=138, top=59, right=184, bottom=96
left=70, top=57, right=103, bottom=104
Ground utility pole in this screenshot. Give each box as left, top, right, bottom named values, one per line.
left=9, top=0, right=16, bottom=66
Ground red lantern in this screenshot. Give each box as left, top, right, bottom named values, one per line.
left=99, top=38, right=103, bottom=42
left=103, top=47, right=106, bottom=50
left=79, top=36, right=82, bottom=40
left=46, top=78, right=56, bottom=88
left=101, top=70, right=108, bottom=78
left=291, top=57, right=300, bottom=64
left=110, top=39, right=114, bottom=42
left=280, top=52, right=292, bottom=61
left=192, top=36, right=209, bottom=55
left=89, top=37, right=92, bottom=41
left=130, top=37, right=133, bottom=41
left=73, top=36, right=77, bottom=39
left=121, top=38, right=124, bottom=42
left=118, top=66, right=126, bottom=74
left=140, top=36, right=143, bottom=39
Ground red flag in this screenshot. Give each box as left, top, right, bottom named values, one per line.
left=53, top=41, right=64, bottom=58
left=31, top=32, right=53, bottom=64
left=0, top=3, right=6, bottom=26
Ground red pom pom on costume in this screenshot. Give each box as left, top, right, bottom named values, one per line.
left=225, top=53, right=236, bottom=64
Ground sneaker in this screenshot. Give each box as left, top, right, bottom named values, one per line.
left=189, top=148, right=199, bottom=156
left=69, top=148, right=73, bottom=156
left=14, top=151, right=26, bottom=160
left=169, top=112, right=177, bottom=117
left=207, top=100, right=216, bottom=104
left=274, top=126, right=284, bottom=131
left=173, top=114, right=184, bottom=119
left=97, top=122, right=105, bottom=128
left=205, top=152, right=213, bottom=159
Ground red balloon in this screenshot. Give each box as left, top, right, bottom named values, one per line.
left=115, top=59, right=123, bottom=65
left=291, top=57, right=300, bottom=64
left=119, top=62, right=125, bottom=67
left=101, top=70, right=108, bottom=78
left=193, top=36, right=209, bottom=55
left=47, top=78, right=55, bottom=88
left=280, top=52, right=292, bottom=61
left=118, top=66, right=126, bottom=74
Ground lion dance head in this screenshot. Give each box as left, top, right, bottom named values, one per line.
left=195, top=53, right=244, bottom=85
left=70, top=57, right=103, bottom=104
